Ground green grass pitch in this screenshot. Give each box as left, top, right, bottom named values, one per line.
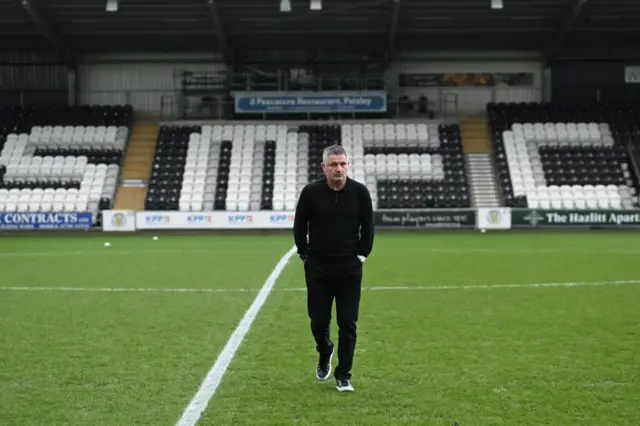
left=0, top=230, right=638, bottom=425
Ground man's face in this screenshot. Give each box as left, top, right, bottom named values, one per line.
left=321, top=154, right=349, bottom=184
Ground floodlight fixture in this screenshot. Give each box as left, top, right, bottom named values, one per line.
left=106, top=0, right=118, bottom=12
left=280, top=0, right=291, bottom=12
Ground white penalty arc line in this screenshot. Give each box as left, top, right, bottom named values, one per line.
left=174, top=244, right=297, bottom=426
left=2, top=279, right=640, bottom=294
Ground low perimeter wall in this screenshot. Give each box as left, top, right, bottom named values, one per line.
left=1, top=208, right=639, bottom=232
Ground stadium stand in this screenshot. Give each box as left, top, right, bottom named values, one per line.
left=0, top=105, right=133, bottom=221
left=361, top=123, right=470, bottom=209
left=145, top=121, right=471, bottom=211
left=488, top=102, right=640, bottom=209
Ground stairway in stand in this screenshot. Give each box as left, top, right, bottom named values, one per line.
left=113, top=121, right=159, bottom=211
left=461, top=118, right=502, bottom=207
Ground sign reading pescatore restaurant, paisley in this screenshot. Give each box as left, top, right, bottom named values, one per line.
left=513, top=209, right=640, bottom=227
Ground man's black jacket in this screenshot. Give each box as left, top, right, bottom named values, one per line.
left=293, top=177, right=375, bottom=261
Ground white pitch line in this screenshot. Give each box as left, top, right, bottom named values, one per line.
left=3, top=247, right=640, bottom=259
left=357, top=279, right=640, bottom=291
left=0, top=249, right=228, bottom=258
left=0, top=286, right=259, bottom=293
left=174, top=245, right=297, bottom=426
left=2, top=279, right=640, bottom=295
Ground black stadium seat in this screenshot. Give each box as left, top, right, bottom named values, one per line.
left=488, top=102, right=640, bottom=209
left=144, top=121, right=471, bottom=212
left=145, top=125, right=193, bottom=211
left=305, top=124, right=343, bottom=182
left=0, top=104, right=133, bottom=221
left=361, top=123, right=471, bottom=209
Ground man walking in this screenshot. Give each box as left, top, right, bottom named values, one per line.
left=293, top=144, right=375, bottom=392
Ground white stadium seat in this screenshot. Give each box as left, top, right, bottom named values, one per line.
left=146, top=121, right=470, bottom=211
left=501, top=121, right=636, bottom=209
left=0, top=105, right=132, bottom=220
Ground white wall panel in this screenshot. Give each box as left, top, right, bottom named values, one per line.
left=389, top=51, right=543, bottom=114
left=78, top=91, right=128, bottom=106
left=77, top=54, right=227, bottom=115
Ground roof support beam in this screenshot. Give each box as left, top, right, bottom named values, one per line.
left=206, top=0, right=234, bottom=65
left=244, top=0, right=388, bottom=29
left=545, top=0, right=589, bottom=64
left=387, top=0, right=400, bottom=63
left=20, top=0, right=73, bottom=61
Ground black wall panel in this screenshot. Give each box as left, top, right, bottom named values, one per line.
left=0, top=52, right=68, bottom=106
left=552, top=61, right=640, bottom=103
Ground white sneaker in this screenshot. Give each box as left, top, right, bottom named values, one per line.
left=336, top=378, right=354, bottom=392
left=316, top=347, right=333, bottom=381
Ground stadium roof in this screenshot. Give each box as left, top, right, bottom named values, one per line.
left=1, top=0, right=640, bottom=63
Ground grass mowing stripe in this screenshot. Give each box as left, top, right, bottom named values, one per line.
left=2, top=279, right=639, bottom=294
left=2, top=248, right=640, bottom=258
left=175, top=245, right=297, bottom=426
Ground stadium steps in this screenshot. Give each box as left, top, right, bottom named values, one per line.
left=113, top=187, right=148, bottom=211
left=465, top=154, right=502, bottom=207
left=461, top=118, right=492, bottom=153
left=461, top=119, right=501, bottom=207
left=113, top=121, right=159, bottom=210
left=120, top=121, right=159, bottom=179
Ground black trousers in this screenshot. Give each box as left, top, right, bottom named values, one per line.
left=304, top=254, right=363, bottom=380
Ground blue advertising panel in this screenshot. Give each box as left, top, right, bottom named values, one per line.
left=234, top=91, right=387, bottom=114
left=0, top=212, right=93, bottom=230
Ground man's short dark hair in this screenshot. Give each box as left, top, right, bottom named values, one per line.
left=322, top=144, right=349, bottom=164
